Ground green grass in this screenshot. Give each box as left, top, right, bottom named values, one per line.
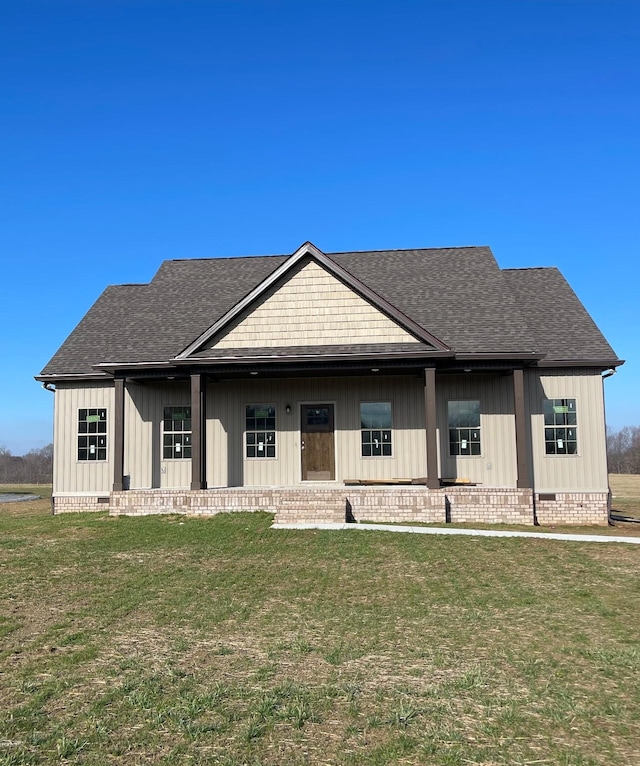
left=1, top=497, right=640, bottom=764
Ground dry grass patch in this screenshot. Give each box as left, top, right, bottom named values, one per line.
left=610, top=473, right=640, bottom=516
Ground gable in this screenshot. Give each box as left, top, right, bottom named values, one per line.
left=37, top=243, right=621, bottom=379
left=205, top=259, right=425, bottom=352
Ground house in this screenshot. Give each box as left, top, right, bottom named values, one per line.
left=36, top=241, right=622, bottom=525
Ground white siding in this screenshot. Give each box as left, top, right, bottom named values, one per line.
left=526, top=368, right=608, bottom=492
left=210, top=260, right=420, bottom=349
left=53, top=382, right=114, bottom=495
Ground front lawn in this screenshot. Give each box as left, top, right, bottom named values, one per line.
left=1, top=498, right=639, bottom=764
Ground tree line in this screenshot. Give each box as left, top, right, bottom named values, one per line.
left=0, top=444, right=53, bottom=484
left=607, top=427, right=640, bottom=474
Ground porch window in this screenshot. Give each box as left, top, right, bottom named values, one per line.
left=360, top=402, right=392, bottom=457
left=245, top=404, right=276, bottom=458
left=543, top=398, right=577, bottom=455
left=78, top=408, right=107, bottom=461
left=163, top=406, right=192, bottom=459
left=448, top=400, right=481, bottom=456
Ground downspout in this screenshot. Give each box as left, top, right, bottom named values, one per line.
left=42, top=382, right=55, bottom=512
left=601, top=368, right=616, bottom=523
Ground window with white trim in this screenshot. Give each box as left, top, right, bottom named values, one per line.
left=245, top=404, right=276, bottom=458
left=543, top=398, right=577, bottom=455
left=448, top=400, right=481, bottom=456
left=360, top=402, right=392, bottom=457
left=78, top=408, right=107, bottom=461
left=163, top=406, right=192, bottom=459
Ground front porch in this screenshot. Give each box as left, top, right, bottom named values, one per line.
left=107, top=485, right=607, bottom=526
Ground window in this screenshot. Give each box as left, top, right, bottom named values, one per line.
left=245, top=404, right=276, bottom=458
left=163, top=406, right=192, bottom=459
left=448, top=400, right=481, bottom=456
left=78, top=408, right=107, bottom=461
left=543, top=398, right=577, bottom=455
left=360, top=402, right=392, bottom=457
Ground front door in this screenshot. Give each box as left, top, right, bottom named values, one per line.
left=301, top=404, right=335, bottom=481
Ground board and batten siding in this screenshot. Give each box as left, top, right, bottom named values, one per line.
left=209, top=260, right=421, bottom=349
left=125, top=381, right=192, bottom=489
left=206, top=376, right=427, bottom=487
left=436, top=374, right=518, bottom=487
left=53, top=381, right=114, bottom=495
left=526, top=368, right=608, bottom=492
left=53, top=370, right=608, bottom=495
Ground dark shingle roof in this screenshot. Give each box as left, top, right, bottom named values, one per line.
left=191, top=342, right=433, bottom=359
left=502, top=267, right=617, bottom=362
left=332, top=247, right=537, bottom=354
left=39, top=245, right=619, bottom=376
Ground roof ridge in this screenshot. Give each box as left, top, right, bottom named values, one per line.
left=39, top=245, right=619, bottom=377
left=329, top=245, right=489, bottom=255
left=162, top=245, right=490, bottom=263
left=163, top=253, right=288, bottom=263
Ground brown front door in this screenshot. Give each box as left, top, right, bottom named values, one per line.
left=301, top=404, right=335, bottom=481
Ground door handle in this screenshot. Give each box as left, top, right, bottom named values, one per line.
left=301, top=440, right=305, bottom=450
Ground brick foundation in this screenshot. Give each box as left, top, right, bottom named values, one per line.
left=51, top=487, right=609, bottom=526
left=534, top=492, right=609, bottom=526
left=443, top=487, right=534, bottom=525
left=109, top=486, right=536, bottom=525
left=52, top=495, right=111, bottom=513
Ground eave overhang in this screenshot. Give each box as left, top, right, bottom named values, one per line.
left=454, top=352, right=542, bottom=362
left=534, top=358, right=625, bottom=369
left=35, top=372, right=113, bottom=383
left=86, top=349, right=551, bottom=381
left=92, top=350, right=456, bottom=377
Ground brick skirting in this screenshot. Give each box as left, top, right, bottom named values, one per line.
left=99, top=486, right=609, bottom=526
left=52, top=495, right=110, bottom=513
left=534, top=492, right=609, bottom=526
left=50, top=488, right=609, bottom=525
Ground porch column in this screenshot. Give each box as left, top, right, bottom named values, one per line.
left=424, top=367, right=440, bottom=489
left=513, top=368, right=531, bottom=488
left=112, top=377, right=125, bottom=491
left=190, top=373, right=207, bottom=490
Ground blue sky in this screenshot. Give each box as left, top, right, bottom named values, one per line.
left=1, top=0, right=638, bottom=455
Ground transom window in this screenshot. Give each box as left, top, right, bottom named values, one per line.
left=163, top=406, right=192, bottom=459
left=360, top=402, right=392, bottom=457
left=543, top=398, right=577, bottom=455
left=448, top=400, right=481, bottom=456
left=246, top=404, right=276, bottom=458
left=78, top=408, right=107, bottom=461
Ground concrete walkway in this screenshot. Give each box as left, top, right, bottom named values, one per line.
left=271, top=521, right=640, bottom=545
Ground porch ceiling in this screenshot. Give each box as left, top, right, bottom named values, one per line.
left=96, top=351, right=543, bottom=383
